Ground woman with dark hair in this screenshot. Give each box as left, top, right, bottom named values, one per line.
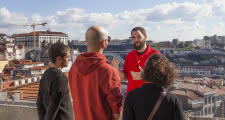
left=123, top=54, right=184, bottom=120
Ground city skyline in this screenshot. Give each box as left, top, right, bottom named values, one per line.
left=1, top=0, right=225, bottom=41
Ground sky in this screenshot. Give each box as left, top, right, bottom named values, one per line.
left=1, top=0, right=225, bottom=41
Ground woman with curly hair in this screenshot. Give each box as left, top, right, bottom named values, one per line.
left=123, top=54, right=184, bottom=120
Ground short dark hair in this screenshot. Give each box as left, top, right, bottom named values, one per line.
left=48, top=41, right=70, bottom=63
left=143, top=54, right=177, bottom=88
left=131, top=27, right=147, bottom=38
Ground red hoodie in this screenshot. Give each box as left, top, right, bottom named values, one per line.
left=69, top=52, right=123, bottom=120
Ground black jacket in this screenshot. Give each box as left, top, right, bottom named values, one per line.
left=123, top=83, right=184, bottom=120
left=36, top=67, right=74, bottom=120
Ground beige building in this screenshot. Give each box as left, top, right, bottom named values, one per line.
left=0, top=61, right=8, bottom=73
left=172, top=77, right=225, bottom=119
left=15, top=30, right=68, bottom=51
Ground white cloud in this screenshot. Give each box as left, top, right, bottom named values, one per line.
left=31, top=14, right=42, bottom=23
left=218, top=22, right=224, bottom=27
left=0, top=7, right=10, bottom=19
left=155, top=25, right=161, bottom=31
left=1, top=0, right=225, bottom=41
left=161, top=18, right=183, bottom=24
left=0, top=7, right=28, bottom=25
left=55, top=8, right=85, bottom=23
left=0, top=7, right=29, bottom=34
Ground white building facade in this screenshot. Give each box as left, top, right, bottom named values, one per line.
left=15, top=30, right=68, bottom=51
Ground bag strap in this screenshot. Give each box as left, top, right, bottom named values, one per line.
left=147, top=91, right=167, bottom=120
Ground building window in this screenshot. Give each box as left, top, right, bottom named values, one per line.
left=204, top=107, right=207, bottom=115
left=212, top=106, right=215, bottom=113
left=208, top=107, right=211, bottom=114
left=212, top=96, right=215, bottom=102
left=208, top=97, right=211, bottom=104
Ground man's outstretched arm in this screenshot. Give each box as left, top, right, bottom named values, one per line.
left=112, top=57, right=127, bottom=81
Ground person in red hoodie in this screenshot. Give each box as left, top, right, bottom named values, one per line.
left=69, top=25, right=123, bottom=120
left=112, top=27, right=160, bottom=95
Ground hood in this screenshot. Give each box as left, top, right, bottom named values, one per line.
left=74, top=52, right=109, bottom=75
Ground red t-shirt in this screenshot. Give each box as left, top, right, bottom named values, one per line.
left=123, top=45, right=160, bottom=94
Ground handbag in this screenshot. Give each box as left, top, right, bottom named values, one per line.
left=147, top=91, right=167, bottom=120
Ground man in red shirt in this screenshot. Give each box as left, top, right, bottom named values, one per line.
left=69, top=25, right=123, bottom=120
left=112, top=27, right=160, bottom=95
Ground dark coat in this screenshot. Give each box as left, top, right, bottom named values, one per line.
left=123, top=83, right=184, bottom=120
left=36, top=67, right=74, bottom=120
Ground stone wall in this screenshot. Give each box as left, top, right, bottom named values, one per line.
left=0, top=105, right=38, bottom=120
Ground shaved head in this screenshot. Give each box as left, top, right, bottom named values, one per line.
left=86, top=25, right=108, bottom=48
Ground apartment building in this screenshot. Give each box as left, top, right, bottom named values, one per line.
left=177, top=66, right=212, bottom=76
left=172, top=78, right=225, bottom=118
left=15, top=30, right=68, bottom=50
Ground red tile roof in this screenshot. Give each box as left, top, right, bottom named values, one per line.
left=177, top=82, right=214, bottom=93
left=11, top=82, right=40, bottom=101
left=0, top=33, right=6, bottom=36
left=171, top=89, right=201, bottom=100
left=31, top=66, right=48, bottom=70
left=15, top=31, right=68, bottom=37
left=216, top=89, right=225, bottom=96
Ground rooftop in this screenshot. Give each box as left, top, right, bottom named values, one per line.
left=216, top=89, right=225, bottom=96
left=171, top=89, right=201, bottom=100
left=15, top=30, right=68, bottom=37
left=12, top=59, right=42, bottom=65
left=177, top=82, right=214, bottom=93
left=31, top=66, right=48, bottom=71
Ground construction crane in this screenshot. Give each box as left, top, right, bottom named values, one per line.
left=28, top=22, right=47, bottom=48
left=15, top=22, right=47, bottom=48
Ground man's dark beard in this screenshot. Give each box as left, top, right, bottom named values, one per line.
left=133, top=41, right=145, bottom=50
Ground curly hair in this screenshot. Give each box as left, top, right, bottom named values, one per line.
left=48, top=41, right=70, bottom=63
left=143, top=54, right=177, bottom=88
